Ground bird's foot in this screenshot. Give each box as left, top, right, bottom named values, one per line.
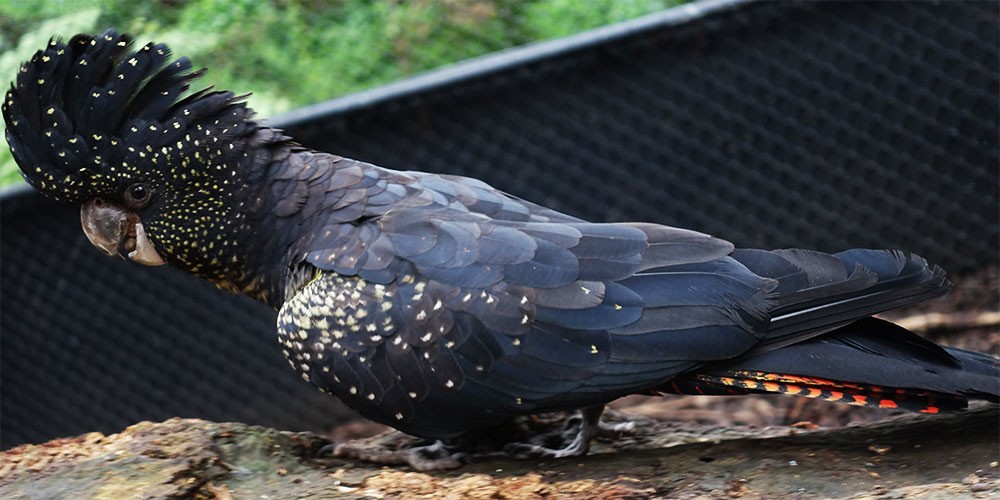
left=596, top=418, right=637, bottom=438
left=504, top=405, right=634, bottom=459
left=324, top=431, right=466, bottom=471
left=323, top=408, right=633, bottom=469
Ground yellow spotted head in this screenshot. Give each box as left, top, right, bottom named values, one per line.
left=2, top=29, right=255, bottom=205
left=3, top=29, right=273, bottom=287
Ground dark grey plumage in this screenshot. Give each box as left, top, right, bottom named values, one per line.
left=4, top=30, right=998, bottom=465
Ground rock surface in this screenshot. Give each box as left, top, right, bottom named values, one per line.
left=2, top=405, right=997, bottom=499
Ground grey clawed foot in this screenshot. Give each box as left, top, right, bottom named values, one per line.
left=596, top=419, right=635, bottom=439
left=324, top=408, right=635, bottom=467
left=325, top=434, right=466, bottom=471
left=504, top=436, right=589, bottom=459
left=505, top=406, right=634, bottom=459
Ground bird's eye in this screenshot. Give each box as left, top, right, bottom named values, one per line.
left=126, top=183, right=151, bottom=206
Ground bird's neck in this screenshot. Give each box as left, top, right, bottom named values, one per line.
left=170, top=128, right=309, bottom=308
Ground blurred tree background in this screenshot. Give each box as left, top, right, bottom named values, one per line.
left=0, top=0, right=682, bottom=186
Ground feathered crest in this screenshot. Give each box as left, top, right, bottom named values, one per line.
left=2, top=29, right=249, bottom=203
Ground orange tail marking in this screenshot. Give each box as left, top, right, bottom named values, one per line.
left=685, top=371, right=966, bottom=413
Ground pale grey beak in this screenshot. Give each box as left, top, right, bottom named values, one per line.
left=80, top=199, right=165, bottom=266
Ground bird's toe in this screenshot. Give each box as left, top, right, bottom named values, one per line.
left=332, top=436, right=466, bottom=471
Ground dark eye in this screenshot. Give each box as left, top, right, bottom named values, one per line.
left=126, top=183, right=151, bottom=205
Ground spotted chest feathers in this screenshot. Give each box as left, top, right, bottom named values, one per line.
left=276, top=271, right=505, bottom=428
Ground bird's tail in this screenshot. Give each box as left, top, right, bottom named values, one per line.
left=732, top=248, right=951, bottom=354
left=659, top=317, right=1000, bottom=413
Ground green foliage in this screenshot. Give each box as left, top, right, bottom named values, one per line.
left=0, top=0, right=682, bottom=188
left=522, top=0, right=678, bottom=39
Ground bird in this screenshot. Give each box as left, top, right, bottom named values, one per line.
left=4, top=30, right=998, bottom=470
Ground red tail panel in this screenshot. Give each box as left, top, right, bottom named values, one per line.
left=662, top=370, right=965, bottom=413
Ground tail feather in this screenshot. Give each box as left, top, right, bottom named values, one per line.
left=661, top=317, right=1000, bottom=411
left=732, top=249, right=950, bottom=355
left=664, top=372, right=968, bottom=413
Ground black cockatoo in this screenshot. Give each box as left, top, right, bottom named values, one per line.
left=4, top=30, right=998, bottom=469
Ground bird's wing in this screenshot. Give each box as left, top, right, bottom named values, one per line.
left=274, top=162, right=783, bottom=435
left=276, top=155, right=738, bottom=286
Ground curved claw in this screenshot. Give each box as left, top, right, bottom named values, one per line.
left=333, top=438, right=466, bottom=471
left=504, top=406, right=635, bottom=459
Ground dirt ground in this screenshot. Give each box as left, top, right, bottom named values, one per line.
left=2, top=406, right=996, bottom=499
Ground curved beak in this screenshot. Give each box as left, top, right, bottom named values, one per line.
left=81, top=199, right=166, bottom=266
left=81, top=199, right=128, bottom=259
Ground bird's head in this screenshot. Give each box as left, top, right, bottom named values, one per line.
left=3, top=30, right=262, bottom=276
